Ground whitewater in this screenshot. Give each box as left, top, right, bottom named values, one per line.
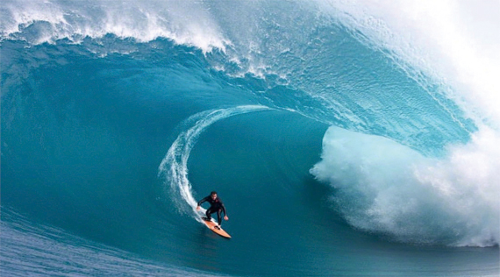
left=1, top=0, right=499, bottom=276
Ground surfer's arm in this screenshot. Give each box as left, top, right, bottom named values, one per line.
left=197, top=196, right=209, bottom=207
left=221, top=203, right=228, bottom=219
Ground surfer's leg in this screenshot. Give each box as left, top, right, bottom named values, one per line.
left=216, top=209, right=222, bottom=225
left=205, top=207, right=214, bottom=220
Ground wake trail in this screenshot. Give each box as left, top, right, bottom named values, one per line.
left=158, top=105, right=270, bottom=222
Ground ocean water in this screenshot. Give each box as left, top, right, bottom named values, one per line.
left=1, top=0, right=499, bottom=276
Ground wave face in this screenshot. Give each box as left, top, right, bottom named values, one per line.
left=1, top=0, right=499, bottom=276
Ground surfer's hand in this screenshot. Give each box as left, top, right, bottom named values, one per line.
left=196, top=206, right=200, bottom=211
left=224, top=215, right=229, bottom=221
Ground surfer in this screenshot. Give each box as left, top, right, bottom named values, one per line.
left=196, top=191, right=228, bottom=229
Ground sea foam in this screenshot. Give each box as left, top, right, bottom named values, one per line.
left=311, top=126, right=499, bottom=246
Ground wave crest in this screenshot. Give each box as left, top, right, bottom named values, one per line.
left=1, top=0, right=228, bottom=52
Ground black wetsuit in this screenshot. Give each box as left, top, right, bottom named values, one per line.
left=197, top=195, right=227, bottom=225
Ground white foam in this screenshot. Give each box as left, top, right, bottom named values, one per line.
left=311, top=126, right=499, bottom=246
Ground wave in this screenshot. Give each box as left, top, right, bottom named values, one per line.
left=1, top=2, right=499, bottom=275
left=3, top=0, right=498, bottom=248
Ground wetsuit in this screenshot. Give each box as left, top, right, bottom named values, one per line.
left=197, top=195, right=227, bottom=225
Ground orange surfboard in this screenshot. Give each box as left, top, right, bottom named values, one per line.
left=201, top=217, right=231, bottom=239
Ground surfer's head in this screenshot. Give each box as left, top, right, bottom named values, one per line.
left=210, top=191, right=217, bottom=199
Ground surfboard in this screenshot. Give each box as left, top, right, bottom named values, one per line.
left=201, top=217, right=231, bottom=239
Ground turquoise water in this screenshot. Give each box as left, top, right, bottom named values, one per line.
left=1, top=1, right=499, bottom=276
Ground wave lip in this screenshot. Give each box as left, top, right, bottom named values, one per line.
left=0, top=0, right=229, bottom=52
left=311, top=126, right=500, bottom=247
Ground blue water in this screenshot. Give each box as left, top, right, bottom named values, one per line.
left=1, top=1, right=499, bottom=276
